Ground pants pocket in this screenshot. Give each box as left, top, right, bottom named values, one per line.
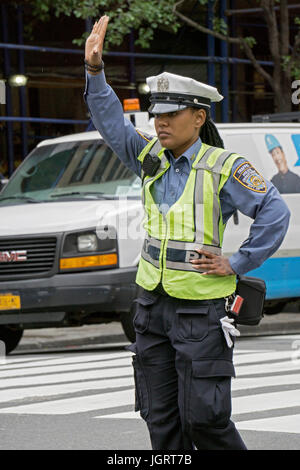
left=188, top=360, right=235, bottom=428
left=176, top=303, right=209, bottom=341
left=132, top=355, right=149, bottom=420
left=132, top=293, right=157, bottom=335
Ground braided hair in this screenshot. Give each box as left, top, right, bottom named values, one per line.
left=197, top=107, right=224, bottom=149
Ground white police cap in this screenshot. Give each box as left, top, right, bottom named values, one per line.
left=146, top=71, right=223, bottom=114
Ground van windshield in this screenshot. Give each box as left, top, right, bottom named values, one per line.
left=0, top=140, right=142, bottom=205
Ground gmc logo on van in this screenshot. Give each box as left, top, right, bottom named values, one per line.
left=0, top=251, right=27, bottom=262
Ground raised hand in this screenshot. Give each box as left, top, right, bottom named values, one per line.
left=85, top=15, right=109, bottom=72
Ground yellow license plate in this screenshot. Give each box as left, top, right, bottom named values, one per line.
left=0, top=293, right=21, bottom=310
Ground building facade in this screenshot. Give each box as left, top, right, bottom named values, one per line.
left=0, top=0, right=299, bottom=175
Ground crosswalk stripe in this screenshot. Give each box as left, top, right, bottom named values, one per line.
left=1, top=352, right=132, bottom=370
left=1, top=349, right=275, bottom=373
left=0, top=357, right=131, bottom=378
left=236, top=414, right=300, bottom=434
left=231, top=373, right=300, bottom=391
left=1, top=355, right=297, bottom=400
left=272, top=335, right=300, bottom=339
left=0, top=377, right=134, bottom=404
left=231, top=349, right=269, bottom=355
left=1, top=371, right=298, bottom=410
left=1, top=355, right=54, bottom=365
left=0, top=344, right=299, bottom=439
left=0, top=366, right=133, bottom=388
left=0, top=351, right=292, bottom=378
left=1, top=348, right=266, bottom=367
left=0, top=389, right=135, bottom=415
left=235, top=360, right=300, bottom=376
left=97, top=387, right=300, bottom=422
left=96, top=411, right=138, bottom=420
left=233, top=350, right=295, bottom=365
left=232, top=389, right=300, bottom=415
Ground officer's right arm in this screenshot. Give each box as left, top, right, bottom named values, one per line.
left=84, top=16, right=150, bottom=176
left=84, top=71, right=150, bottom=177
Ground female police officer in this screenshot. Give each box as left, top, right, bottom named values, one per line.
left=84, top=16, right=290, bottom=450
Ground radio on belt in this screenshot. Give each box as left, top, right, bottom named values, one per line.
left=230, top=295, right=244, bottom=315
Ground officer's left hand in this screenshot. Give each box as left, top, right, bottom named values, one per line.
left=191, top=249, right=236, bottom=276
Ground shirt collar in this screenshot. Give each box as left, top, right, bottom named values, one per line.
left=164, top=137, right=202, bottom=168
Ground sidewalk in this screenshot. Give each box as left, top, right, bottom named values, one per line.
left=15, top=309, right=300, bottom=352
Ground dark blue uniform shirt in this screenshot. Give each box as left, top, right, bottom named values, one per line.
left=84, top=71, right=290, bottom=275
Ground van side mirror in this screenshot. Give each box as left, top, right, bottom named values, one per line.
left=233, top=210, right=239, bottom=225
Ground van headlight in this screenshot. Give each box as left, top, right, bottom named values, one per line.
left=60, top=228, right=118, bottom=272
left=77, top=233, right=98, bottom=252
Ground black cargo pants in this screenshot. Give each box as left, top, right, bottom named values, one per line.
left=128, top=287, right=247, bottom=450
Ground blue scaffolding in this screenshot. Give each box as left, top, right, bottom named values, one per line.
left=0, top=1, right=273, bottom=175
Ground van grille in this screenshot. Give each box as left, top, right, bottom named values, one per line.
left=0, top=237, right=57, bottom=278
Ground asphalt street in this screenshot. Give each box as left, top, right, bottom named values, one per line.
left=0, top=334, right=299, bottom=451
left=0, top=311, right=300, bottom=451
left=0, top=307, right=299, bottom=452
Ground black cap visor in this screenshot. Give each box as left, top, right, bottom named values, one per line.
left=148, top=92, right=211, bottom=115
left=148, top=103, right=188, bottom=114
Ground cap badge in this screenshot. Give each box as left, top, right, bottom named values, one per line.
left=157, top=76, right=169, bottom=92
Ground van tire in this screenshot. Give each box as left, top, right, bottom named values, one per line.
left=120, top=310, right=136, bottom=343
left=264, top=302, right=286, bottom=315
left=0, top=326, right=23, bottom=354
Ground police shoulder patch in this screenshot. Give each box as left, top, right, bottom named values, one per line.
left=135, top=129, right=153, bottom=142
left=233, top=161, right=267, bottom=193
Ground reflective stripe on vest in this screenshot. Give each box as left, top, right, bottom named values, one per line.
left=140, top=138, right=169, bottom=206
left=193, top=147, right=235, bottom=247
left=139, top=143, right=232, bottom=272
left=141, top=233, right=222, bottom=273
left=136, top=138, right=240, bottom=299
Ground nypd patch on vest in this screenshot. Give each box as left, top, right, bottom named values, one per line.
left=233, top=161, right=267, bottom=193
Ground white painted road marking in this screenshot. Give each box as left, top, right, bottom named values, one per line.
left=0, top=345, right=299, bottom=438
left=236, top=414, right=300, bottom=434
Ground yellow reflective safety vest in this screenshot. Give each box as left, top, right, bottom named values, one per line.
left=136, top=137, right=241, bottom=300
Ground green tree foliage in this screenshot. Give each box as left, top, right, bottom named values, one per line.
left=28, top=0, right=300, bottom=112
left=28, top=0, right=180, bottom=49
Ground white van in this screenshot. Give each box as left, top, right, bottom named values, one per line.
left=0, top=119, right=299, bottom=353
left=221, top=123, right=300, bottom=313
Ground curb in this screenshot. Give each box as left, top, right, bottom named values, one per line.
left=15, top=334, right=129, bottom=353
left=13, top=312, right=300, bottom=353
left=239, top=312, right=300, bottom=336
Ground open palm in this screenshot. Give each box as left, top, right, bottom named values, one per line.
left=85, top=16, right=109, bottom=66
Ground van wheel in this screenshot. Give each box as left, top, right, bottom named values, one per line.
left=264, top=302, right=286, bottom=315
left=120, top=309, right=136, bottom=343
left=0, top=326, right=24, bottom=354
